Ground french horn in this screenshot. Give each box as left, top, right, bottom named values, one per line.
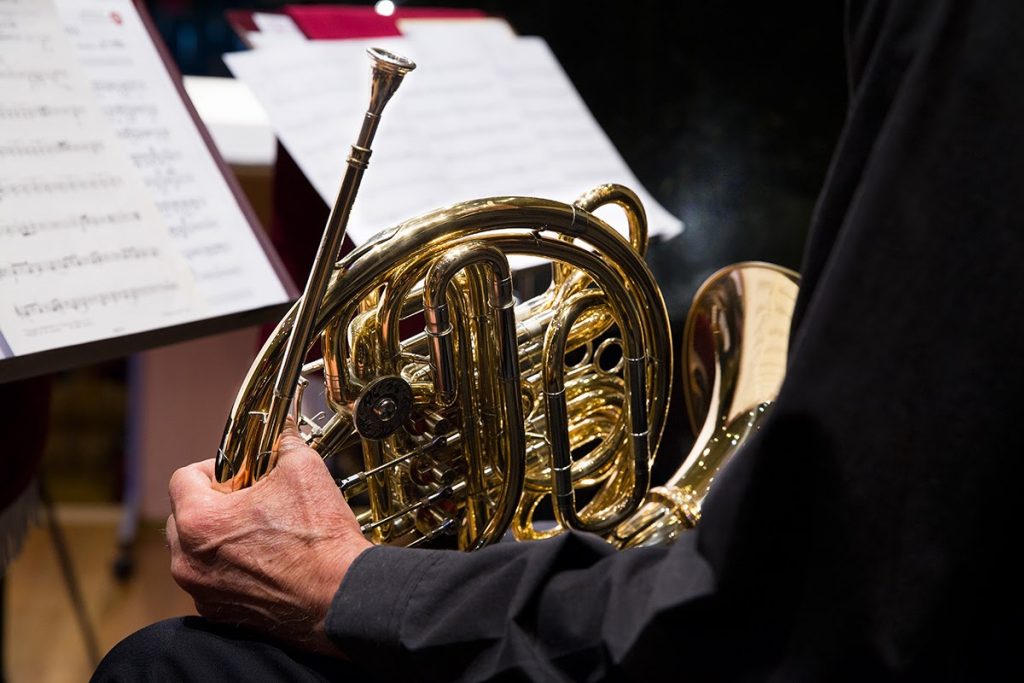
left=216, top=47, right=799, bottom=551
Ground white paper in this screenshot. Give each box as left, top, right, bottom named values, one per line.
left=251, top=12, right=306, bottom=48
left=482, top=37, right=682, bottom=240
left=182, top=75, right=276, bottom=167
left=397, top=17, right=518, bottom=45
left=0, top=0, right=203, bottom=357
left=53, top=0, right=288, bottom=315
left=225, top=33, right=682, bottom=264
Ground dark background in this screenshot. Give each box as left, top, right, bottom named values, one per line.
left=144, top=0, right=848, bottom=315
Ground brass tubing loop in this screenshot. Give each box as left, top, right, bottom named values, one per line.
left=217, top=48, right=798, bottom=552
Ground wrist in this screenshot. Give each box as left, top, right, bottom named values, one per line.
left=305, top=538, right=372, bottom=657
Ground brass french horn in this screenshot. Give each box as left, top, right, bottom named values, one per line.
left=216, top=48, right=798, bottom=551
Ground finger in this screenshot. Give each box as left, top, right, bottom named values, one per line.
left=168, top=460, right=221, bottom=515
left=275, top=417, right=308, bottom=457
left=194, top=458, right=216, bottom=480
left=273, top=418, right=326, bottom=475
left=196, top=458, right=233, bottom=494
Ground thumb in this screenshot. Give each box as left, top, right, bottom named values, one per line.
left=273, top=417, right=327, bottom=475
left=275, top=417, right=308, bottom=457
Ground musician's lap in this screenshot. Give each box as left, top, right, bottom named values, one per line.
left=91, top=617, right=367, bottom=683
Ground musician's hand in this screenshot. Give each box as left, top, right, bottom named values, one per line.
left=166, top=420, right=371, bottom=656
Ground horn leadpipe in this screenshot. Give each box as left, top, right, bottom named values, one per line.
left=250, top=48, right=416, bottom=482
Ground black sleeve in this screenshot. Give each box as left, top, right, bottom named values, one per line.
left=326, top=534, right=714, bottom=681
left=326, top=1, right=1024, bottom=680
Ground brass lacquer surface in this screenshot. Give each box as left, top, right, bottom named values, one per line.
left=217, top=186, right=674, bottom=549
left=217, top=47, right=799, bottom=551
left=612, top=263, right=799, bottom=548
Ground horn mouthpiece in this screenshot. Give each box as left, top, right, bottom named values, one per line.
left=366, top=47, right=416, bottom=117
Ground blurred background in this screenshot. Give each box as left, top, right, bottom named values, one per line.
left=3, top=1, right=846, bottom=680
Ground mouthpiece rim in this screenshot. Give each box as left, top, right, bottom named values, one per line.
left=367, top=47, right=416, bottom=74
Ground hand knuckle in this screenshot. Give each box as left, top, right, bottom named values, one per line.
left=174, top=508, right=196, bottom=533
left=168, top=468, right=184, bottom=497
left=174, top=511, right=208, bottom=550
left=170, top=554, right=194, bottom=588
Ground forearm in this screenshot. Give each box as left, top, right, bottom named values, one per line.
left=326, top=531, right=715, bottom=681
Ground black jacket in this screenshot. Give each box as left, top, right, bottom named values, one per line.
left=326, top=1, right=1024, bottom=680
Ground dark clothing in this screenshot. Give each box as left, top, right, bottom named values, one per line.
left=1, top=377, right=50, bottom=570
left=94, top=0, right=1024, bottom=680
left=92, top=617, right=356, bottom=682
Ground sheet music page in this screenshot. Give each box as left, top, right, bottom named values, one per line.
left=224, top=33, right=682, bottom=254
left=396, top=17, right=518, bottom=45
left=0, top=0, right=202, bottom=358
left=250, top=12, right=307, bottom=48
left=227, top=38, right=408, bottom=240
left=225, top=37, right=546, bottom=246
left=491, top=37, right=683, bottom=238
left=53, top=0, right=289, bottom=317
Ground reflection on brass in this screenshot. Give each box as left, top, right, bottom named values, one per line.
left=612, top=263, right=799, bottom=547
left=216, top=48, right=799, bottom=550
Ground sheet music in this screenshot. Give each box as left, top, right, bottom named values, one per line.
left=224, top=33, right=683, bottom=259
left=396, top=17, right=518, bottom=45
left=0, top=0, right=202, bottom=357
left=250, top=12, right=306, bottom=48
left=53, top=0, right=288, bottom=315
left=490, top=37, right=682, bottom=232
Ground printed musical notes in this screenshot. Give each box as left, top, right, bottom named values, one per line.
left=54, top=0, right=288, bottom=315
left=14, top=283, right=179, bottom=319
left=0, top=0, right=203, bottom=357
left=0, top=139, right=106, bottom=157
left=0, top=175, right=123, bottom=199
left=0, top=104, right=86, bottom=121
left=0, top=211, right=142, bottom=238
left=0, top=67, right=72, bottom=89
left=0, top=0, right=289, bottom=365
left=102, top=102, right=158, bottom=123
left=0, top=246, right=161, bottom=282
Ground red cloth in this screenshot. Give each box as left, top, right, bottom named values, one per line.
left=284, top=5, right=485, bottom=40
